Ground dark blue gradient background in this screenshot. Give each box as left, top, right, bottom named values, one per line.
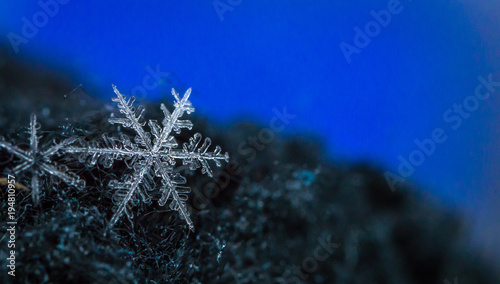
left=1, top=1, right=499, bottom=259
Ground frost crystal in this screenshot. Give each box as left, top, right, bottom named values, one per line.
left=0, top=114, right=85, bottom=205
left=66, top=86, right=229, bottom=231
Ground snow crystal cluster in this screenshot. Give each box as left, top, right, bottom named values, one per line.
left=0, top=86, right=229, bottom=231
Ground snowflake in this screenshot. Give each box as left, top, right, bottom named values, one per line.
left=66, top=86, right=229, bottom=231
left=0, top=114, right=85, bottom=205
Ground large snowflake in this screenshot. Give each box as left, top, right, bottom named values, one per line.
left=66, top=86, right=229, bottom=231
left=0, top=114, right=85, bottom=205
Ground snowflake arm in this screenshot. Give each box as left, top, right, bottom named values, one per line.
left=38, top=163, right=85, bottom=189
left=29, top=113, right=40, bottom=158
left=173, top=133, right=229, bottom=177
left=0, top=141, right=31, bottom=164
left=108, top=156, right=155, bottom=228
left=155, top=163, right=194, bottom=231
left=65, top=134, right=145, bottom=168
left=109, top=85, right=152, bottom=150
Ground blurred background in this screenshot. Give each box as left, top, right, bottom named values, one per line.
left=0, top=0, right=498, bottom=263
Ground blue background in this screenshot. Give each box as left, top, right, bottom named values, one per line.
left=1, top=0, right=499, bottom=258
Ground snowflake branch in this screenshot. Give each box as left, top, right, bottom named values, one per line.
left=29, top=113, right=40, bottom=158
left=108, top=156, right=154, bottom=229
left=110, top=85, right=152, bottom=150
left=155, top=164, right=194, bottom=232
left=0, top=140, right=31, bottom=162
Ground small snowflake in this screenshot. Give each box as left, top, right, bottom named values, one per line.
left=0, top=114, right=85, bottom=204
left=66, top=86, right=229, bottom=231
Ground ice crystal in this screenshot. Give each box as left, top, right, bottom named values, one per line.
left=66, top=86, right=229, bottom=231
left=0, top=114, right=85, bottom=205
